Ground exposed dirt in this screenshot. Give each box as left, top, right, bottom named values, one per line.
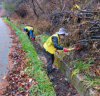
left=0, top=75, right=8, bottom=94
left=31, top=40, right=79, bottom=96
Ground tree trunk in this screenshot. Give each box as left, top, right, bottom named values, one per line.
left=34, top=0, right=44, bottom=13
left=32, top=0, right=39, bottom=18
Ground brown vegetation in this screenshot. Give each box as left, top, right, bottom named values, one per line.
left=2, top=0, right=100, bottom=92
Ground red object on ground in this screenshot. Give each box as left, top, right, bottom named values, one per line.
left=75, top=43, right=83, bottom=51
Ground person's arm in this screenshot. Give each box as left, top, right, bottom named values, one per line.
left=29, top=30, right=33, bottom=38
left=52, top=36, right=63, bottom=50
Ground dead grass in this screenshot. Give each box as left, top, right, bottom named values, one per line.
left=10, top=14, right=51, bottom=34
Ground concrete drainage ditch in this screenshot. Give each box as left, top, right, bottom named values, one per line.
left=36, top=36, right=98, bottom=96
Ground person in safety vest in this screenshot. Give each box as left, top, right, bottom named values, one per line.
left=42, top=28, right=69, bottom=80
left=23, top=26, right=35, bottom=40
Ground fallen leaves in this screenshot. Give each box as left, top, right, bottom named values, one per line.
left=2, top=27, right=35, bottom=96
left=2, top=75, right=6, bottom=80
left=20, top=71, right=26, bottom=77
left=96, top=68, right=100, bottom=76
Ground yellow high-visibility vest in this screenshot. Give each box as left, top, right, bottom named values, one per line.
left=43, top=33, right=59, bottom=54
left=25, top=26, right=34, bottom=31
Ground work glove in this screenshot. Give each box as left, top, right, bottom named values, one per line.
left=31, top=38, right=34, bottom=40
left=63, top=48, right=69, bottom=52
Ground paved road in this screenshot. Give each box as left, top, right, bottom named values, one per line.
left=0, top=18, right=11, bottom=80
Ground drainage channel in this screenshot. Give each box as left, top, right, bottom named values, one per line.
left=31, top=40, right=79, bottom=96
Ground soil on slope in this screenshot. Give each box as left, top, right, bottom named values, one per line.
left=32, top=40, right=79, bottom=96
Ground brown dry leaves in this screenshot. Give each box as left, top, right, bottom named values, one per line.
left=2, top=23, right=36, bottom=96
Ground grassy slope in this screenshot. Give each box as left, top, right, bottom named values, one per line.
left=3, top=17, right=55, bottom=96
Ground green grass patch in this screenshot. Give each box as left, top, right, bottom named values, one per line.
left=35, top=35, right=50, bottom=46
left=71, top=60, right=93, bottom=77
left=70, top=60, right=100, bottom=89
left=41, top=35, right=50, bottom=44
left=3, top=17, right=55, bottom=96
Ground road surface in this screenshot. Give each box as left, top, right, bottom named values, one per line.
left=0, top=18, right=11, bottom=80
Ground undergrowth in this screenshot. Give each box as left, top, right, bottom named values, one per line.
left=3, top=17, right=55, bottom=96
left=36, top=34, right=100, bottom=90
left=70, top=60, right=100, bottom=90
left=41, top=35, right=50, bottom=44
left=71, top=60, right=94, bottom=77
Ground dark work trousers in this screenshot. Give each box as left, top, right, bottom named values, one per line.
left=27, top=31, right=33, bottom=39
left=43, top=51, right=54, bottom=74
left=27, top=32, right=30, bottom=38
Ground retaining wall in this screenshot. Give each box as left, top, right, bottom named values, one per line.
left=36, top=36, right=98, bottom=96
